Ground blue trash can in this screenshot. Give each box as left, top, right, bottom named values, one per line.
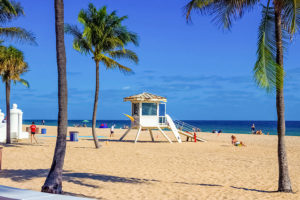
left=70, top=131, right=79, bottom=142
left=41, top=128, right=47, bottom=134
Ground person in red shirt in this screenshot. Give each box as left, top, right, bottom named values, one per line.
left=30, top=122, right=38, bottom=144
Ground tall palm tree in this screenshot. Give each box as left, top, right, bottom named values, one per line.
left=0, top=46, right=29, bottom=144
left=41, top=0, right=67, bottom=194
left=184, top=0, right=299, bottom=192
left=0, top=0, right=35, bottom=44
left=65, top=4, right=139, bottom=149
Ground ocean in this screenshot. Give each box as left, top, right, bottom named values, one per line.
left=23, top=120, right=300, bottom=136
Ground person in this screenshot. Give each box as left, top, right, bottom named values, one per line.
left=251, top=124, right=255, bottom=134
left=217, top=130, right=222, bottom=136
left=231, top=135, right=246, bottom=146
left=30, top=122, right=38, bottom=144
left=110, top=124, right=115, bottom=137
left=41, top=120, right=45, bottom=125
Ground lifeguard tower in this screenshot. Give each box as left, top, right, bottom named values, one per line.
left=120, top=92, right=206, bottom=143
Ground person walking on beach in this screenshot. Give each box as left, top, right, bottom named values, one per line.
left=42, top=120, right=45, bottom=125
left=30, top=122, right=38, bottom=144
left=251, top=124, right=255, bottom=134
left=110, top=124, right=115, bottom=138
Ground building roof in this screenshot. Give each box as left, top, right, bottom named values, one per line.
left=124, top=92, right=167, bottom=102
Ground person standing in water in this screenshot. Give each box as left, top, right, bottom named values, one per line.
left=30, top=122, right=38, bottom=144
left=251, top=124, right=255, bottom=134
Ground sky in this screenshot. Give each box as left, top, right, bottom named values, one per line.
left=0, top=0, right=299, bottom=120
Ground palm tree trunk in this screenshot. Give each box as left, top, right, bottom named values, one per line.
left=41, top=0, right=68, bottom=194
left=274, top=1, right=292, bottom=193
left=5, top=81, right=11, bottom=144
left=92, top=60, right=100, bottom=149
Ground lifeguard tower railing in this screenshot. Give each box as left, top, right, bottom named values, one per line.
left=173, top=120, right=201, bottom=133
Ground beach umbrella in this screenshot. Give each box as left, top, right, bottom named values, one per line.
left=82, top=120, right=89, bottom=123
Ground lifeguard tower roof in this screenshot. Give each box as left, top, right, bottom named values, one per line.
left=124, top=92, right=167, bottom=102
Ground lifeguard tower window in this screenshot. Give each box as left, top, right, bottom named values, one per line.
left=142, top=103, right=157, bottom=116
left=132, top=103, right=139, bottom=116
left=159, top=104, right=166, bottom=116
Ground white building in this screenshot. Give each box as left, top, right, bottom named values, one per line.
left=0, top=104, right=28, bottom=143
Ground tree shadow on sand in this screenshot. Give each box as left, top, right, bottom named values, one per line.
left=0, top=169, right=159, bottom=186
left=174, top=181, right=223, bottom=187
left=230, top=186, right=277, bottom=193
left=0, top=143, right=46, bottom=148
left=63, top=191, right=101, bottom=199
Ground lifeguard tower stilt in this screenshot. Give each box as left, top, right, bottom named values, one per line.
left=119, top=92, right=182, bottom=143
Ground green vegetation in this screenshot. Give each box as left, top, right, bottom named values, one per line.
left=184, top=0, right=299, bottom=192
left=0, top=45, right=29, bottom=144
left=0, top=0, right=35, bottom=44
left=65, top=3, right=139, bottom=148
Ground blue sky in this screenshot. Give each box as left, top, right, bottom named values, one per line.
left=0, top=0, right=299, bottom=120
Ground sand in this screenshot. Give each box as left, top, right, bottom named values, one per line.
left=0, top=125, right=299, bottom=200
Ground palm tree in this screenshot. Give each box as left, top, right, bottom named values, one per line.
left=184, top=0, right=299, bottom=192
left=0, top=0, right=35, bottom=44
left=41, top=0, right=68, bottom=194
left=0, top=46, right=29, bottom=144
left=65, top=4, right=139, bottom=149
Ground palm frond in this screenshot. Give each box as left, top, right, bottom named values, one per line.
left=0, top=45, right=29, bottom=83
left=0, top=27, right=36, bottom=44
left=68, top=3, right=139, bottom=73
left=109, top=49, right=139, bottom=64
left=254, top=3, right=281, bottom=92
left=184, top=0, right=214, bottom=21
left=18, top=78, right=29, bottom=88
left=101, top=55, right=134, bottom=74
left=0, top=0, right=24, bottom=23
left=184, top=0, right=259, bottom=29
left=65, top=24, right=92, bottom=54
left=281, top=0, right=300, bottom=37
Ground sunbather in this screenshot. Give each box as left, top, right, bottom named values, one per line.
left=231, top=135, right=246, bottom=146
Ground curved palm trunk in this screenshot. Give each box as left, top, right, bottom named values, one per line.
left=41, top=0, right=68, bottom=194
left=5, top=81, right=11, bottom=144
left=92, top=61, right=100, bottom=149
left=274, top=1, right=292, bottom=192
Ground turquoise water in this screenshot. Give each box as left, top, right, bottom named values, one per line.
left=24, top=120, right=300, bottom=136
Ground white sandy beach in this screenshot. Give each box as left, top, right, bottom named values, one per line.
left=0, top=125, right=299, bottom=200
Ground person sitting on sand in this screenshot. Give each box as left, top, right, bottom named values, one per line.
left=255, top=130, right=263, bottom=135
left=231, top=135, right=246, bottom=146
left=30, top=122, right=38, bottom=144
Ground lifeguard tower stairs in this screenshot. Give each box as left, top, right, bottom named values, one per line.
left=172, top=119, right=206, bottom=142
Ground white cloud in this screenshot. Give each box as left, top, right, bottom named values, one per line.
left=122, top=86, right=131, bottom=90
